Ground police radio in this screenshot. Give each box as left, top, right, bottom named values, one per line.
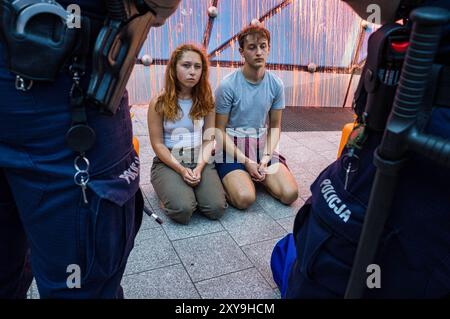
left=362, top=23, right=410, bottom=131
left=86, top=0, right=154, bottom=115
left=352, top=0, right=428, bottom=132
left=87, top=0, right=180, bottom=115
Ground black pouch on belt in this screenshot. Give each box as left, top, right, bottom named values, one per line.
left=86, top=0, right=157, bottom=115
left=0, top=0, right=79, bottom=81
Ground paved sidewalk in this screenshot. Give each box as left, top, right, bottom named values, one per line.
left=122, top=105, right=341, bottom=299
left=27, top=105, right=342, bottom=299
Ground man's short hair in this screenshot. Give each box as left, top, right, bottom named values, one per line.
left=238, top=25, right=271, bottom=48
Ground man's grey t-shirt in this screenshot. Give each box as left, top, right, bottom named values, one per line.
left=215, top=69, right=285, bottom=138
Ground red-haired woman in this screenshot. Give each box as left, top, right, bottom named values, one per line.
left=148, top=44, right=226, bottom=224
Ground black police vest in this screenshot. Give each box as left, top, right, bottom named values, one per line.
left=288, top=0, right=450, bottom=299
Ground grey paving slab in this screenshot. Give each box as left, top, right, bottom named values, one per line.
left=135, top=222, right=160, bottom=243
left=295, top=174, right=313, bottom=201
left=139, top=162, right=152, bottom=185
left=139, top=184, right=162, bottom=230
left=140, top=183, right=225, bottom=239
left=285, top=133, right=341, bottom=163
left=141, top=183, right=161, bottom=212
left=127, top=116, right=342, bottom=299
left=25, top=122, right=342, bottom=300
left=298, top=168, right=319, bottom=181
left=131, top=105, right=148, bottom=118
left=133, top=120, right=148, bottom=132
left=125, top=227, right=180, bottom=275
left=300, top=136, right=339, bottom=153
left=140, top=182, right=154, bottom=203
left=132, top=118, right=142, bottom=125
left=281, top=145, right=320, bottom=166
left=256, top=188, right=303, bottom=220
left=277, top=133, right=303, bottom=150
left=172, top=231, right=253, bottom=283
left=161, top=212, right=225, bottom=241
left=132, top=120, right=149, bottom=137
left=276, top=215, right=296, bottom=233
left=320, top=149, right=339, bottom=162
left=280, top=130, right=302, bottom=143
left=136, top=132, right=151, bottom=144
left=138, top=148, right=155, bottom=166
left=219, top=205, right=287, bottom=246
left=27, top=279, right=39, bottom=299
left=273, top=288, right=281, bottom=299
left=139, top=211, right=162, bottom=231
left=122, top=264, right=200, bottom=299
left=136, top=136, right=155, bottom=164
left=195, top=268, right=278, bottom=299
left=321, top=131, right=343, bottom=144
left=305, top=158, right=333, bottom=178
left=242, top=238, right=283, bottom=289
left=288, top=161, right=315, bottom=180
left=31, top=279, right=39, bottom=299
left=285, top=131, right=326, bottom=141
left=139, top=139, right=154, bottom=160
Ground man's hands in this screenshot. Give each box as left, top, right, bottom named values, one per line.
left=258, top=154, right=271, bottom=176
left=245, top=154, right=271, bottom=182
left=245, top=161, right=264, bottom=182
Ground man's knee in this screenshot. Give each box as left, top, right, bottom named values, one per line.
left=230, top=191, right=256, bottom=210
left=280, top=187, right=298, bottom=205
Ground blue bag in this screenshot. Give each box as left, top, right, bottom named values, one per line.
left=271, top=233, right=297, bottom=298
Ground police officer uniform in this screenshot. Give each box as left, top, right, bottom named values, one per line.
left=0, top=0, right=179, bottom=298
left=285, top=0, right=450, bottom=298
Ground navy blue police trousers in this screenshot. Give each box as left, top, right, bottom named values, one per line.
left=0, top=41, right=143, bottom=298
